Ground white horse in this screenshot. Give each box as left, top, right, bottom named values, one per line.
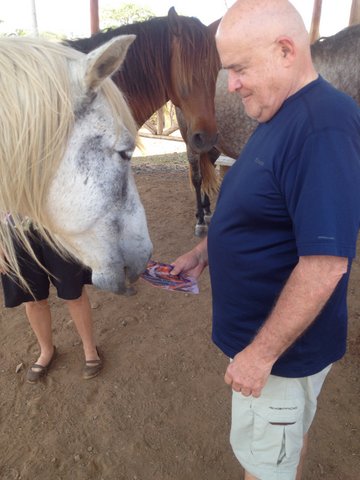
left=0, top=35, right=152, bottom=294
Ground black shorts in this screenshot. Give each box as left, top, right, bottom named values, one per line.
left=1, top=230, right=92, bottom=308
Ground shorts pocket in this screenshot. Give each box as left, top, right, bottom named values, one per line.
left=250, top=400, right=304, bottom=466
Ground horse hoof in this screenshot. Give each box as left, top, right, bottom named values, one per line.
left=204, top=214, right=212, bottom=225
left=195, top=224, right=208, bottom=237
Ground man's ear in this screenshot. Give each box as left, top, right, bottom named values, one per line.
left=276, top=36, right=296, bottom=65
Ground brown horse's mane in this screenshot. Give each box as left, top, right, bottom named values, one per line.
left=171, top=16, right=220, bottom=89
left=66, top=14, right=220, bottom=124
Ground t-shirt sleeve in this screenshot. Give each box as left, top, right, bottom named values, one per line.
left=284, top=130, right=360, bottom=258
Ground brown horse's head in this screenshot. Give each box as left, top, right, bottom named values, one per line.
left=67, top=11, right=221, bottom=154
left=167, top=8, right=221, bottom=154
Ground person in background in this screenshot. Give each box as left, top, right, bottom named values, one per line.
left=1, top=226, right=102, bottom=383
left=171, top=0, right=360, bottom=478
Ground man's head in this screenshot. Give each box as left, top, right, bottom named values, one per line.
left=216, top=0, right=317, bottom=122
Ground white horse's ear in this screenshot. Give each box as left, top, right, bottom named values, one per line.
left=84, top=34, right=136, bottom=93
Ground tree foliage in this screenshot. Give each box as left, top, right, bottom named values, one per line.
left=101, top=3, right=155, bottom=28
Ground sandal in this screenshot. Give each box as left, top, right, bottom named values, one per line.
left=83, top=347, right=103, bottom=380
left=26, top=346, right=57, bottom=384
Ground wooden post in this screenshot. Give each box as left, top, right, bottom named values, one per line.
left=90, top=0, right=99, bottom=35
left=349, top=0, right=360, bottom=25
left=156, top=108, right=165, bottom=135
left=309, top=0, right=322, bottom=43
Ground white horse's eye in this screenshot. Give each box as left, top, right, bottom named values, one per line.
left=117, top=150, right=132, bottom=161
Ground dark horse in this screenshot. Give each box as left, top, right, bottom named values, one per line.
left=177, top=22, right=360, bottom=235
left=66, top=8, right=220, bottom=211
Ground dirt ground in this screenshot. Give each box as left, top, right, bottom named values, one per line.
left=0, top=141, right=359, bottom=480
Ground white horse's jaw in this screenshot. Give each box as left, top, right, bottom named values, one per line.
left=92, top=251, right=152, bottom=295
left=47, top=196, right=153, bottom=295
left=92, top=268, right=125, bottom=293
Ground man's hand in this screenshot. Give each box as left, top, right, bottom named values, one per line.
left=224, top=345, right=274, bottom=398
left=171, top=238, right=208, bottom=279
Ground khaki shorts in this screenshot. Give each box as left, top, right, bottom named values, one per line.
left=230, top=365, right=331, bottom=480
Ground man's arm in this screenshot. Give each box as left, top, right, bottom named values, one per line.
left=225, top=255, right=348, bottom=397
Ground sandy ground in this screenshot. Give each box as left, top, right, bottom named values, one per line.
left=0, top=138, right=359, bottom=480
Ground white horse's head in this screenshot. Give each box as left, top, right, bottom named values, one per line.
left=0, top=36, right=152, bottom=294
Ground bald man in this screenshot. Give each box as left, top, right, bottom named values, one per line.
left=171, top=1, right=360, bottom=479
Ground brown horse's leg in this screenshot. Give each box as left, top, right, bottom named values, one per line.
left=202, top=193, right=212, bottom=221
left=188, top=152, right=208, bottom=237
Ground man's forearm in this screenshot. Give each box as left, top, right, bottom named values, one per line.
left=250, top=255, right=348, bottom=364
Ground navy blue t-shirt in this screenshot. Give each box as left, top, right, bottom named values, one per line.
left=208, top=76, right=360, bottom=377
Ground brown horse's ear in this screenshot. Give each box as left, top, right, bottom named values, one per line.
left=84, top=34, right=136, bottom=94
left=168, top=6, right=181, bottom=37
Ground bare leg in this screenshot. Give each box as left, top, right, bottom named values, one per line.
left=296, top=433, right=308, bottom=480
left=25, top=299, right=55, bottom=368
left=244, top=472, right=258, bottom=480
left=65, top=287, right=99, bottom=362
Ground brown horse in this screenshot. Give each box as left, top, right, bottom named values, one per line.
left=66, top=8, right=220, bottom=205
left=176, top=18, right=221, bottom=236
